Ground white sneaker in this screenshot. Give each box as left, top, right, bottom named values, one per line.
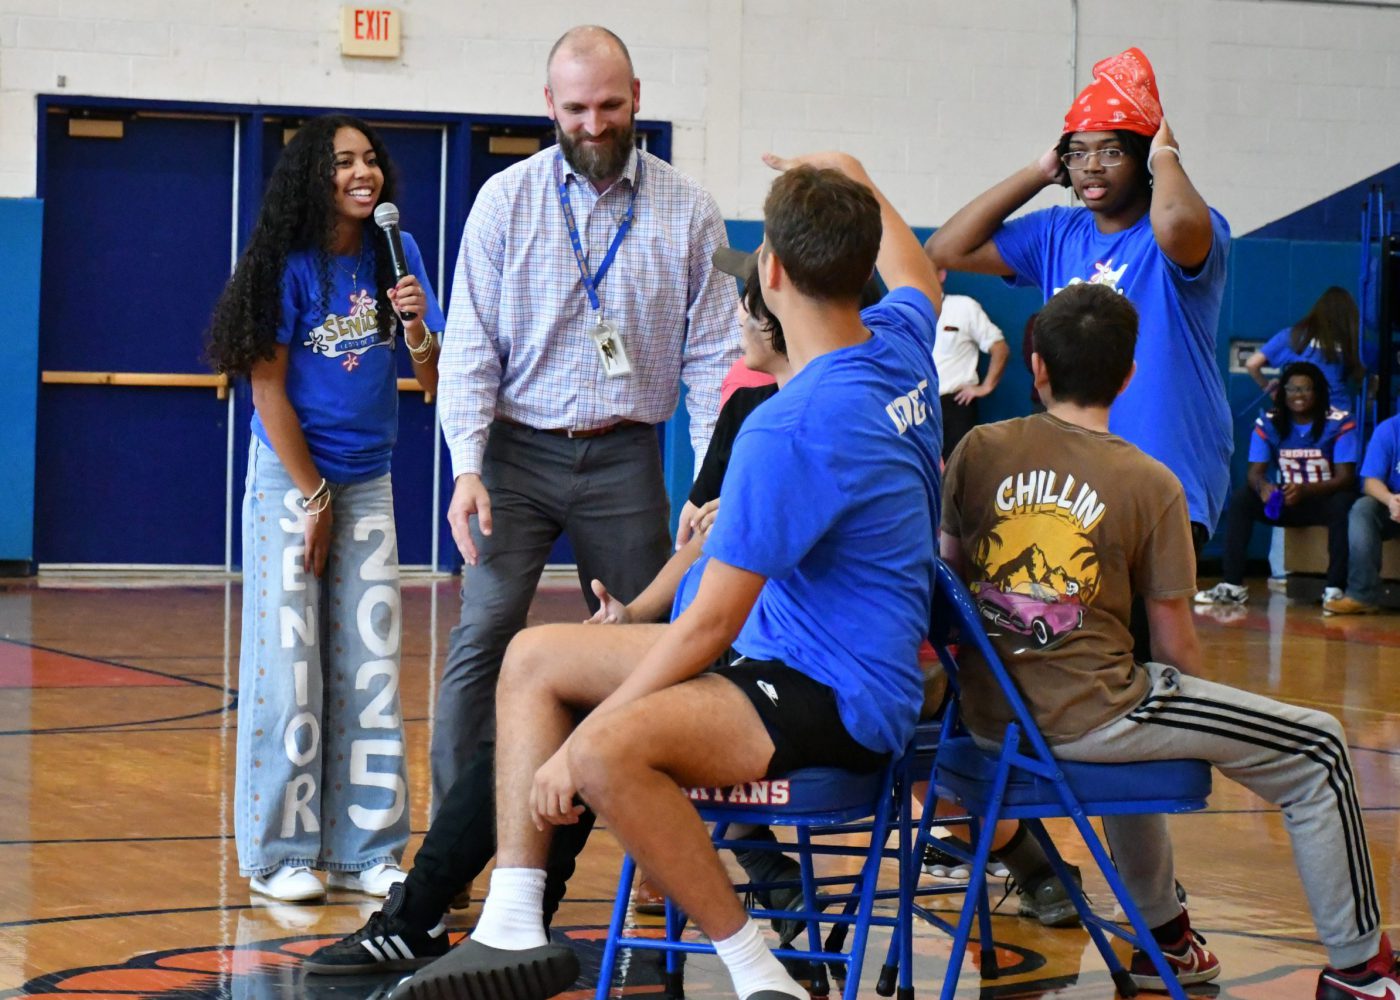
left=1322, top=586, right=1345, bottom=604
left=250, top=864, right=325, bottom=902
left=328, top=862, right=407, bottom=897
left=1267, top=576, right=1288, bottom=593
left=1193, top=582, right=1248, bottom=605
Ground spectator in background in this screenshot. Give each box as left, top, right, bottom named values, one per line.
left=1196, top=362, right=1357, bottom=607
left=1245, top=286, right=1365, bottom=407
left=933, top=269, right=1009, bottom=457
left=1324, top=411, right=1400, bottom=616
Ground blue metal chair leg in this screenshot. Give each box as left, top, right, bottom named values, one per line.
left=596, top=853, right=637, bottom=1000
left=841, top=790, right=895, bottom=1000
left=967, top=818, right=999, bottom=981
left=1061, top=810, right=1186, bottom=1000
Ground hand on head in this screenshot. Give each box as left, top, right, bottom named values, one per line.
left=762, top=150, right=863, bottom=178
left=1036, top=146, right=1069, bottom=187
left=1152, top=118, right=1177, bottom=154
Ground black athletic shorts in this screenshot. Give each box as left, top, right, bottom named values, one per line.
left=712, top=657, right=889, bottom=779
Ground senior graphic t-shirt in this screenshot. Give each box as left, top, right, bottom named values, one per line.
left=251, top=232, right=444, bottom=483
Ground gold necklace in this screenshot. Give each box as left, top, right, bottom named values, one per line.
left=333, top=243, right=367, bottom=287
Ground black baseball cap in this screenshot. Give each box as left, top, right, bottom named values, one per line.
left=712, top=246, right=758, bottom=287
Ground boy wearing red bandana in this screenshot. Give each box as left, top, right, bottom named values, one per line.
left=929, top=49, right=1398, bottom=1000
left=927, top=47, right=1229, bottom=561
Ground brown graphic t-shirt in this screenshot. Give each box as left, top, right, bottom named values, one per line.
left=941, top=413, right=1197, bottom=744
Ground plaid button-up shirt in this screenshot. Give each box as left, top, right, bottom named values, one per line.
left=439, top=145, right=739, bottom=477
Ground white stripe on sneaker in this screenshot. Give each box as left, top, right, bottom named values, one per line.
left=1317, top=974, right=1400, bottom=999
left=390, top=935, right=412, bottom=958
left=362, top=939, right=387, bottom=962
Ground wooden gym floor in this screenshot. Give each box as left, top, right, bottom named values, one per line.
left=0, top=577, right=1394, bottom=999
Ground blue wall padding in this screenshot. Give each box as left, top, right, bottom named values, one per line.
left=1249, top=163, right=1400, bottom=242
left=0, top=199, right=42, bottom=562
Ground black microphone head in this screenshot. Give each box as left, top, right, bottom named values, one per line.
left=373, top=203, right=400, bottom=229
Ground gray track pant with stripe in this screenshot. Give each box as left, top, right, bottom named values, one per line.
left=1053, top=661, right=1381, bottom=969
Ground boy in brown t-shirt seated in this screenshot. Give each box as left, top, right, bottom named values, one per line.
left=940, top=283, right=1394, bottom=999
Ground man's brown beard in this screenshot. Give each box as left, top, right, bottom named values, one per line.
left=556, top=118, right=636, bottom=184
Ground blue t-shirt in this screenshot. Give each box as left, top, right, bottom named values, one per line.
left=1247, top=408, right=1359, bottom=483
left=1260, top=327, right=1353, bottom=406
left=993, top=206, right=1233, bottom=530
left=251, top=231, right=444, bottom=483
left=702, top=287, right=943, bottom=756
left=1360, top=415, right=1400, bottom=492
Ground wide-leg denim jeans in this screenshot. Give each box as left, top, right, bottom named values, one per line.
left=235, top=439, right=410, bottom=877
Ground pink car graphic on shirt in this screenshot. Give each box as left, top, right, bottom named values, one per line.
left=972, top=580, right=1084, bottom=650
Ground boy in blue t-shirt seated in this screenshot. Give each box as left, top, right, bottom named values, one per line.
left=1325, top=413, right=1400, bottom=615
left=389, top=154, right=944, bottom=1000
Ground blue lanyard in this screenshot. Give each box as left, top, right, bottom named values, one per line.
left=554, top=152, right=641, bottom=313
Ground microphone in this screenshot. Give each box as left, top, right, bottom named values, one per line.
left=373, top=202, right=416, bottom=321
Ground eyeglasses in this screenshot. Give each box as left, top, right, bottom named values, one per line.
left=1060, top=148, right=1127, bottom=170
left=1283, top=385, right=1315, bottom=395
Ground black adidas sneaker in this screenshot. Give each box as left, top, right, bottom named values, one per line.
left=304, top=882, right=450, bottom=974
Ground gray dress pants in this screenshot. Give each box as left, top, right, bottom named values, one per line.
left=430, top=419, right=672, bottom=803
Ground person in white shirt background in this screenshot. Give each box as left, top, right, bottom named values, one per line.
left=931, top=268, right=1009, bottom=458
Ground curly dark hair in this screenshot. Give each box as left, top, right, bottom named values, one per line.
left=1269, top=361, right=1331, bottom=443
left=207, top=114, right=399, bottom=375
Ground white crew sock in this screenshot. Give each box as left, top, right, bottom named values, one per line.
left=469, top=867, right=548, bottom=950
left=712, top=918, right=806, bottom=1000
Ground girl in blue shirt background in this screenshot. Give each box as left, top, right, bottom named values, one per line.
left=208, top=114, right=444, bottom=902
left=1245, top=287, right=1364, bottom=410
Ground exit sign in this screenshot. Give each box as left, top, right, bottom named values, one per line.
left=340, top=6, right=401, bottom=58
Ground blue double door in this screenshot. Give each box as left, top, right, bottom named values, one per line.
left=34, top=103, right=670, bottom=570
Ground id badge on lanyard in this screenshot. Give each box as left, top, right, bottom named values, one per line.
left=556, top=154, right=640, bottom=379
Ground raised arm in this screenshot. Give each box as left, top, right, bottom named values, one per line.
left=923, top=149, right=1063, bottom=276
left=762, top=151, right=942, bottom=310
left=1146, top=121, right=1213, bottom=271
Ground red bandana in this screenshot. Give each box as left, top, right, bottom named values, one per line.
left=1064, top=47, right=1162, bottom=138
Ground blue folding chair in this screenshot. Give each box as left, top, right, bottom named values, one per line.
left=918, top=560, right=1213, bottom=1000
left=594, top=758, right=909, bottom=1000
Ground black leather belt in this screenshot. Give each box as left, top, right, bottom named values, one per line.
left=496, top=416, right=649, bottom=439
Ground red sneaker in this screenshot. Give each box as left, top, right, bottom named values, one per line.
left=1129, top=926, right=1221, bottom=991
left=1317, top=933, right=1400, bottom=1000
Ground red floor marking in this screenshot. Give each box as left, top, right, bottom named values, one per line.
left=0, top=642, right=187, bottom=690
left=46, top=969, right=211, bottom=991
